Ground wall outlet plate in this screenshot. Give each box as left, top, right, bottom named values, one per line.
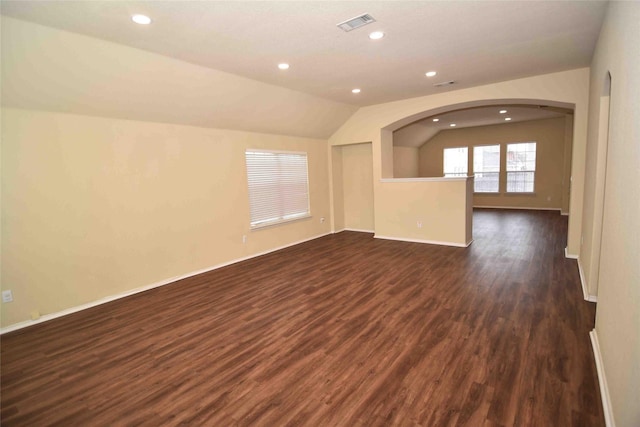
left=2, top=290, right=13, bottom=303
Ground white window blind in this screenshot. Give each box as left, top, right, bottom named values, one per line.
left=245, top=150, right=310, bottom=229
left=507, top=142, right=537, bottom=192
left=473, top=145, right=501, bottom=192
left=443, top=147, right=468, bottom=177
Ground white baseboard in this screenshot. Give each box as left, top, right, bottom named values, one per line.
left=565, top=247, right=579, bottom=259
left=0, top=232, right=331, bottom=335
left=333, top=228, right=375, bottom=234
left=344, top=228, right=375, bottom=233
left=374, top=235, right=472, bottom=248
left=589, top=329, right=615, bottom=427
left=565, top=250, right=597, bottom=302
left=577, top=258, right=597, bottom=302
left=474, top=206, right=562, bottom=211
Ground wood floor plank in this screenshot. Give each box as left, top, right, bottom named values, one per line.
left=0, top=210, right=604, bottom=426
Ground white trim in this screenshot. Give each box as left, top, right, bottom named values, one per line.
left=564, top=247, right=579, bottom=259
left=561, top=211, right=569, bottom=216
left=374, top=234, right=472, bottom=248
left=589, top=329, right=616, bottom=427
left=0, top=232, right=331, bottom=335
left=380, top=176, right=472, bottom=183
left=474, top=205, right=562, bottom=212
left=344, top=228, right=375, bottom=233
left=333, top=228, right=375, bottom=234
left=250, top=213, right=312, bottom=230
left=577, top=258, right=598, bottom=302
left=245, top=148, right=306, bottom=156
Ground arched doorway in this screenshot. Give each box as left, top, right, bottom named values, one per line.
left=379, top=98, right=576, bottom=251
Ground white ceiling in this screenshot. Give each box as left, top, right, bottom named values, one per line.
left=0, top=0, right=607, bottom=107
left=1, top=16, right=357, bottom=139
left=394, top=105, right=571, bottom=147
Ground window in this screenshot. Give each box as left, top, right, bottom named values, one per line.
left=443, top=147, right=468, bottom=177
left=245, top=150, right=310, bottom=229
left=507, top=142, right=536, bottom=192
left=473, top=145, right=500, bottom=192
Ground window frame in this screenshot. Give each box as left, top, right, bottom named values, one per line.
left=473, top=144, right=501, bottom=193
left=443, top=146, right=469, bottom=177
left=245, top=149, right=311, bottom=230
left=506, top=142, right=537, bottom=193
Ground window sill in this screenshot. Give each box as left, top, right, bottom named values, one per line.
left=474, top=192, right=537, bottom=196
left=250, top=214, right=312, bottom=231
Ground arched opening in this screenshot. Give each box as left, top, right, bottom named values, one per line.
left=328, top=69, right=591, bottom=253
left=386, top=100, right=574, bottom=211
left=382, top=98, right=575, bottom=132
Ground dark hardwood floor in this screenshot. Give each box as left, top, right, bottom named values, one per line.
left=1, top=209, right=604, bottom=426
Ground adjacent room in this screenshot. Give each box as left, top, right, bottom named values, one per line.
left=1, top=1, right=638, bottom=426
left=393, top=104, right=574, bottom=212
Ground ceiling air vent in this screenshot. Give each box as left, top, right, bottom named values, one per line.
left=337, top=14, right=376, bottom=32
left=433, top=81, right=456, bottom=88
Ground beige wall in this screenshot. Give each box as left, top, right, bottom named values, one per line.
left=340, top=143, right=374, bottom=232
left=329, top=68, right=589, bottom=256
left=1, top=16, right=356, bottom=139
left=330, top=146, right=345, bottom=232
left=392, top=123, right=439, bottom=149
left=393, top=146, right=419, bottom=178
left=375, top=178, right=472, bottom=246
left=561, top=115, right=574, bottom=214
left=418, top=117, right=568, bottom=210
left=581, top=2, right=640, bottom=426
left=465, top=178, right=474, bottom=244
left=1, top=108, right=331, bottom=328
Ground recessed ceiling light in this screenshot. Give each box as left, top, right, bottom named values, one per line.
left=449, top=123, right=457, bottom=127
left=352, top=88, right=361, bottom=94
left=369, top=31, right=385, bottom=40
left=131, top=14, right=152, bottom=25
left=278, top=63, right=290, bottom=70
left=425, top=71, right=437, bottom=77
left=505, top=117, right=512, bottom=121
left=432, top=118, right=440, bottom=122
left=499, top=109, right=508, bottom=114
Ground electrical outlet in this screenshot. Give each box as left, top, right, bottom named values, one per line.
left=547, top=196, right=552, bottom=202
left=242, top=235, right=247, bottom=244
left=2, top=290, right=13, bottom=303
left=417, top=221, right=423, bottom=228
left=320, top=217, right=325, bottom=223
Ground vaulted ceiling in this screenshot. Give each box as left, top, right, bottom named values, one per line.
left=1, top=1, right=607, bottom=137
